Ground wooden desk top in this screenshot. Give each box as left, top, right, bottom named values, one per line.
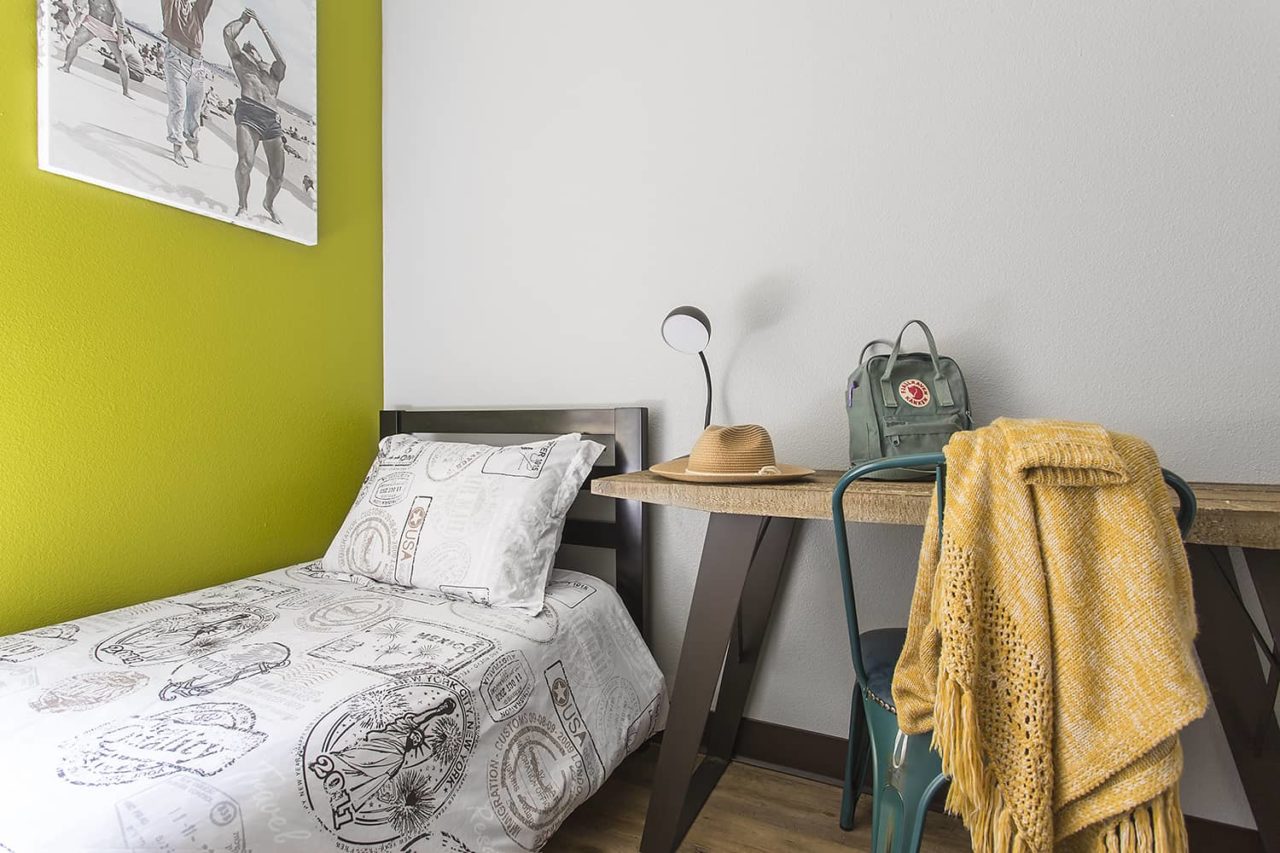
left=592, top=471, right=1280, bottom=550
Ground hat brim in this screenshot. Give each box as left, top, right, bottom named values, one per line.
left=650, top=458, right=816, bottom=484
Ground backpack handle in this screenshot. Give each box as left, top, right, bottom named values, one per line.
left=879, top=320, right=955, bottom=408
left=848, top=340, right=895, bottom=407
left=858, top=339, right=894, bottom=365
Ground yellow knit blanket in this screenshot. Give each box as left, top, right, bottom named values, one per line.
left=891, top=419, right=1208, bottom=853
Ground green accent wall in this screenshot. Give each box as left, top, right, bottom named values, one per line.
left=0, top=4, right=382, bottom=634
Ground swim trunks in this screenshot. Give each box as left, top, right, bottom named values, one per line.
left=81, top=13, right=119, bottom=43
left=234, top=96, right=283, bottom=141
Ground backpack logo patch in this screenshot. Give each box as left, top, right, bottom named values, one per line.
left=898, top=379, right=930, bottom=408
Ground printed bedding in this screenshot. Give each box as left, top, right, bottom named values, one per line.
left=0, top=562, right=667, bottom=853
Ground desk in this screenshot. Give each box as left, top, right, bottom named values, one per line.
left=593, top=471, right=1280, bottom=853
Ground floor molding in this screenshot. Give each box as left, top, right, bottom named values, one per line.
left=704, top=713, right=1262, bottom=852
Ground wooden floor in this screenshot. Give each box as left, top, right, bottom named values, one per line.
left=551, top=747, right=972, bottom=852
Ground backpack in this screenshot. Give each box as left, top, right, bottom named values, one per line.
left=846, top=320, right=972, bottom=480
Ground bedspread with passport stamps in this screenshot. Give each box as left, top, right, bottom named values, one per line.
left=0, top=563, right=667, bottom=852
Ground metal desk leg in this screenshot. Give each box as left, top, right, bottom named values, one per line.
left=1187, top=545, right=1280, bottom=853
left=639, top=513, right=798, bottom=853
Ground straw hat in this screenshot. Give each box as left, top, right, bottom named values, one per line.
left=651, top=425, right=815, bottom=484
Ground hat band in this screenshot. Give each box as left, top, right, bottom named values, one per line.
left=684, top=465, right=783, bottom=477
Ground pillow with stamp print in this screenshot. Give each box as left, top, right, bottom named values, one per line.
left=322, top=433, right=604, bottom=613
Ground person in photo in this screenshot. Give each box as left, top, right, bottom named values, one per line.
left=58, top=0, right=132, bottom=99
left=198, top=71, right=213, bottom=128
left=160, top=0, right=215, bottom=167
left=224, top=8, right=289, bottom=225
left=119, top=30, right=145, bottom=83
left=51, top=1, right=73, bottom=43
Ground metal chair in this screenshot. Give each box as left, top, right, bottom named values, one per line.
left=831, top=452, right=1197, bottom=853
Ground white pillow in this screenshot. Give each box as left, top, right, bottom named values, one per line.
left=322, top=433, right=604, bottom=613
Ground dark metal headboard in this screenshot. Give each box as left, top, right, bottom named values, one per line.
left=378, top=408, right=650, bottom=639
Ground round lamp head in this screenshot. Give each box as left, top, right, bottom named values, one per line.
left=661, top=306, right=712, bottom=354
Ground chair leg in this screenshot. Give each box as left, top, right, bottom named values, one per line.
left=868, top=759, right=903, bottom=853
left=896, top=772, right=949, bottom=853
left=841, top=687, right=871, bottom=830
left=861, top=696, right=948, bottom=853
left=865, top=696, right=901, bottom=853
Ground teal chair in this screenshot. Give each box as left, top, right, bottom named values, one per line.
left=831, top=453, right=1197, bottom=853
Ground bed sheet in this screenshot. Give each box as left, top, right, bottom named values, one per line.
left=0, top=562, right=667, bottom=853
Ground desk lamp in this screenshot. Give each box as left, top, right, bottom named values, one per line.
left=661, top=306, right=713, bottom=430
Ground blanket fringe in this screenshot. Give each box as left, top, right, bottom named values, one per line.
left=1087, top=786, right=1187, bottom=853
left=931, top=671, right=1034, bottom=853
left=930, top=671, right=1188, bottom=853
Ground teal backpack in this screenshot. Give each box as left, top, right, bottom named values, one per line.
left=846, top=320, right=972, bottom=480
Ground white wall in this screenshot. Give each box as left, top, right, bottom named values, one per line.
left=384, top=0, right=1279, bottom=827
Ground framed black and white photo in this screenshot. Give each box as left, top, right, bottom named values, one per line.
left=38, top=0, right=318, bottom=245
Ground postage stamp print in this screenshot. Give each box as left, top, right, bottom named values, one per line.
left=422, top=541, right=472, bottom=585
left=597, top=675, right=641, bottom=757
left=487, top=711, right=585, bottom=851
left=380, top=436, right=427, bottom=468
left=285, top=564, right=448, bottom=608
left=369, top=471, right=416, bottom=508
left=394, top=496, right=434, bottom=584
left=544, top=579, right=597, bottom=609
left=30, top=671, right=149, bottom=714
left=339, top=510, right=400, bottom=584
left=437, top=586, right=491, bottom=606
left=308, top=617, right=495, bottom=678
left=95, top=605, right=274, bottom=667
left=273, top=587, right=341, bottom=612
left=434, top=475, right=491, bottom=541
left=626, top=693, right=665, bottom=753
left=449, top=601, right=559, bottom=645
left=481, top=440, right=555, bottom=479
left=171, top=578, right=298, bottom=609
left=545, top=661, right=605, bottom=791
left=426, top=442, right=491, bottom=482
left=0, top=663, right=39, bottom=697
left=295, top=596, right=401, bottom=633
left=159, top=642, right=292, bottom=701
left=301, top=675, right=479, bottom=848
left=116, top=776, right=247, bottom=853
left=58, top=702, right=267, bottom=786
left=479, top=651, right=534, bottom=723
left=400, top=830, right=480, bottom=853
left=0, top=623, right=79, bottom=663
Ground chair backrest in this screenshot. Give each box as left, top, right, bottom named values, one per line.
left=831, top=452, right=1197, bottom=689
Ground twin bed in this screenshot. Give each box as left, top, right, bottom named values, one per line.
left=0, top=408, right=666, bottom=853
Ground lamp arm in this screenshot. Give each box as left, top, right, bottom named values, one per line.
left=699, top=351, right=712, bottom=429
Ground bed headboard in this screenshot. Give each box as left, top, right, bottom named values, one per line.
left=378, top=407, right=650, bottom=639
